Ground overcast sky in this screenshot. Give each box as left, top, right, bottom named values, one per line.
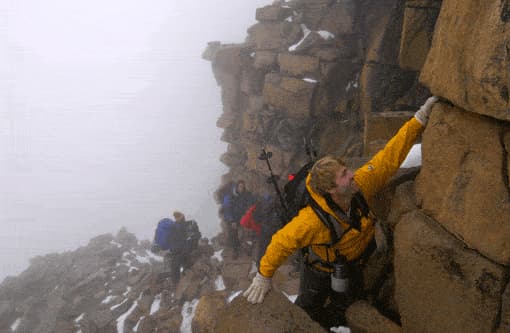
left=0, top=0, right=270, bottom=281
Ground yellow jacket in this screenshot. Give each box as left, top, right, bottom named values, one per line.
left=259, top=117, right=424, bottom=278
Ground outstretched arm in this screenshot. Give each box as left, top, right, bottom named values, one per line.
left=354, top=96, right=438, bottom=199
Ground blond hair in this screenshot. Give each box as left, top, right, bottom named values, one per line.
left=173, top=211, right=185, bottom=222
left=309, top=155, right=346, bottom=195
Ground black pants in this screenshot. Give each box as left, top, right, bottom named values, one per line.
left=295, top=241, right=375, bottom=329
left=226, top=222, right=240, bottom=251
left=164, top=252, right=187, bottom=285
left=294, top=263, right=362, bottom=328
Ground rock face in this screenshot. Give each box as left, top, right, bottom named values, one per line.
left=421, top=0, right=510, bottom=121
left=215, top=290, right=325, bottom=333
left=0, top=228, right=302, bottom=333
left=205, top=0, right=510, bottom=332
left=3, top=1, right=510, bottom=333
left=206, top=0, right=434, bottom=192
left=416, top=104, right=510, bottom=265
left=394, top=211, right=506, bottom=332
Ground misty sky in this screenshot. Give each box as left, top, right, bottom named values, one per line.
left=0, top=0, right=270, bottom=281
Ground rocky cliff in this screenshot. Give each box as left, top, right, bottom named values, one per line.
left=203, top=0, right=510, bottom=332
left=0, top=228, right=319, bottom=333
left=2, top=1, right=509, bottom=332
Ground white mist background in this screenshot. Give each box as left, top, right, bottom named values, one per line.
left=0, top=0, right=270, bottom=282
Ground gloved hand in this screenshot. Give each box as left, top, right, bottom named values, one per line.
left=414, top=96, right=439, bottom=126
left=243, top=272, right=272, bottom=304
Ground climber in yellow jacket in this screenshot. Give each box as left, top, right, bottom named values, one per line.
left=243, top=96, right=439, bottom=328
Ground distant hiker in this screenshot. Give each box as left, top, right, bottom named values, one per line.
left=243, top=97, right=439, bottom=328
left=222, top=180, right=256, bottom=259
left=239, top=194, right=282, bottom=264
left=173, top=210, right=202, bottom=254
left=151, top=212, right=191, bottom=284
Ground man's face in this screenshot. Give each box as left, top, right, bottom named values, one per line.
left=327, top=166, right=357, bottom=197
left=237, top=182, right=245, bottom=193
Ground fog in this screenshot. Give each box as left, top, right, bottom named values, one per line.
left=0, top=0, right=270, bottom=282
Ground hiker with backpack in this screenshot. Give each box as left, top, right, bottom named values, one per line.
left=239, top=193, right=283, bottom=264
left=173, top=211, right=202, bottom=254
left=151, top=211, right=197, bottom=284
left=243, top=96, right=439, bottom=328
left=222, top=180, right=256, bottom=259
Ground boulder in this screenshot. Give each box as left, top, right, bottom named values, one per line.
left=500, top=282, right=510, bottom=331
left=211, top=45, right=245, bottom=90
left=192, top=292, right=228, bottom=333
left=359, top=62, right=417, bottom=115
left=262, top=73, right=317, bottom=118
left=415, top=103, right=510, bottom=265
left=363, top=111, right=414, bottom=156
left=246, top=22, right=302, bottom=50
left=394, top=210, right=506, bottom=332
left=346, top=300, right=402, bottom=333
left=253, top=51, right=277, bottom=70
left=301, top=0, right=333, bottom=30
left=0, top=301, right=15, bottom=329
left=221, top=259, right=253, bottom=290
left=202, top=41, right=221, bottom=61
left=278, top=53, right=320, bottom=76
left=240, top=66, right=265, bottom=95
left=216, top=112, right=237, bottom=129
left=398, top=1, right=440, bottom=71
left=420, top=0, right=510, bottom=121
left=214, top=290, right=325, bottom=333
left=386, top=180, right=417, bottom=230
left=152, top=307, right=182, bottom=333
left=256, top=5, right=293, bottom=22
left=317, top=1, right=356, bottom=35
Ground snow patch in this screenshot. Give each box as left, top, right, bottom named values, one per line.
left=180, top=299, right=199, bottom=333
left=211, top=249, right=224, bottom=262
left=317, top=30, right=335, bottom=40
left=134, top=254, right=151, bottom=264
left=345, top=72, right=360, bottom=92
left=116, top=301, right=137, bottom=332
left=330, top=326, right=351, bottom=333
left=282, top=291, right=298, bottom=303
left=101, top=295, right=116, bottom=304
left=123, top=286, right=132, bottom=297
left=145, top=250, right=164, bottom=262
left=133, top=316, right=145, bottom=332
left=303, top=77, right=318, bottom=83
left=227, top=290, right=243, bottom=303
left=150, top=293, right=162, bottom=315
left=110, top=298, right=128, bottom=311
left=110, top=240, right=123, bottom=248
left=289, top=24, right=311, bottom=52
left=10, top=318, right=21, bottom=331
left=215, top=275, right=226, bottom=291
left=400, top=143, right=422, bottom=168
left=74, top=313, right=85, bottom=323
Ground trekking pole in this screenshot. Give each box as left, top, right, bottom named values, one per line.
left=258, top=148, right=289, bottom=217
left=304, top=137, right=318, bottom=162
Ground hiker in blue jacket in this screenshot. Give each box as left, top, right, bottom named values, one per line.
left=222, top=180, right=256, bottom=259
left=151, top=213, right=188, bottom=284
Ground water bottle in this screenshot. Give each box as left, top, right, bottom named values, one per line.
left=331, top=254, right=349, bottom=293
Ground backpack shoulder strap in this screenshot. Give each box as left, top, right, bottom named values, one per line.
left=309, top=198, right=345, bottom=246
